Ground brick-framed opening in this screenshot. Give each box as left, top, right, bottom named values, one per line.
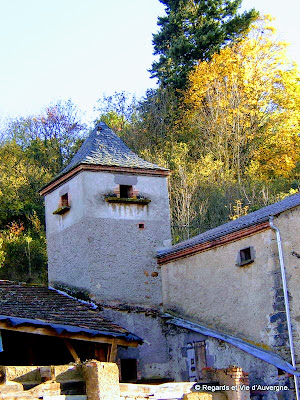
left=119, top=185, right=133, bottom=199
left=60, top=193, right=69, bottom=207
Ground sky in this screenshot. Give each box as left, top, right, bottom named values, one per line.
left=0, top=0, right=299, bottom=122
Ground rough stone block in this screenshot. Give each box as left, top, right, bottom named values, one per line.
left=273, top=302, right=286, bottom=312
left=0, top=381, right=24, bottom=394
left=28, top=381, right=61, bottom=396
left=277, top=323, right=288, bottom=333
left=54, top=365, right=84, bottom=383
left=1, top=366, right=41, bottom=385
left=274, top=337, right=287, bottom=347
left=83, top=361, right=120, bottom=400
left=270, top=312, right=286, bottom=323
left=39, top=366, right=54, bottom=382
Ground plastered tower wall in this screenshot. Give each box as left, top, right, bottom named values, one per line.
left=43, top=123, right=174, bottom=381
left=46, top=170, right=172, bottom=307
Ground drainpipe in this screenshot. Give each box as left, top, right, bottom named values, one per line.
left=269, top=216, right=299, bottom=399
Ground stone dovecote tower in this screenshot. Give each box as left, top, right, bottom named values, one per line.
left=40, top=122, right=172, bottom=308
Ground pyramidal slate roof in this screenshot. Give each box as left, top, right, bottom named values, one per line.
left=60, top=122, right=167, bottom=176
left=158, top=191, right=300, bottom=259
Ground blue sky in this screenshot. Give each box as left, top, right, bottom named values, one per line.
left=0, top=0, right=299, bottom=121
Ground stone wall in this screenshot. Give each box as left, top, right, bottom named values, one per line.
left=271, top=208, right=300, bottom=368
left=165, top=325, right=278, bottom=383
left=0, top=364, right=84, bottom=385
left=160, top=209, right=300, bottom=398
left=101, top=306, right=171, bottom=380
left=161, top=210, right=300, bottom=361
left=161, top=227, right=276, bottom=348
left=96, top=308, right=293, bottom=399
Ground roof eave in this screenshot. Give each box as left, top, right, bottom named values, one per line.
left=0, top=315, right=142, bottom=346
left=39, top=163, right=170, bottom=196
left=157, top=221, right=270, bottom=264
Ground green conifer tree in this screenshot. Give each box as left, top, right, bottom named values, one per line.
left=151, top=0, right=258, bottom=89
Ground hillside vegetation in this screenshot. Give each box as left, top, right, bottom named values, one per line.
left=0, top=6, right=299, bottom=283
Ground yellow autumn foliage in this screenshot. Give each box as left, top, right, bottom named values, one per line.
left=185, top=15, right=300, bottom=181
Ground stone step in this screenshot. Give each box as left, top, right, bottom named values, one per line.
left=27, top=381, right=61, bottom=397
left=120, top=382, right=227, bottom=400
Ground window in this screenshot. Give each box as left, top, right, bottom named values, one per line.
left=119, top=185, right=132, bottom=198
left=61, top=193, right=69, bottom=207
left=236, top=246, right=255, bottom=266
left=53, top=192, right=70, bottom=215
left=138, top=223, right=145, bottom=229
left=105, top=186, right=150, bottom=205
left=240, top=247, right=251, bottom=263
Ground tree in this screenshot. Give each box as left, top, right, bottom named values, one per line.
left=0, top=141, right=50, bottom=226
left=0, top=100, right=86, bottom=283
left=5, top=100, right=86, bottom=175
left=132, top=88, right=180, bottom=150
left=151, top=0, right=258, bottom=89
left=0, top=216, right=47, bottom=284
left=95, top=92, right=136, bottom=131
left=184, top=16, right=300, bottom=182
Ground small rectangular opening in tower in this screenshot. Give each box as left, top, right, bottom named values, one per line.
left=119, top=185, right=132, bottom=198
left=61, top=193, right=69, bottom=207
left=138, top=223, right=145, bottom=229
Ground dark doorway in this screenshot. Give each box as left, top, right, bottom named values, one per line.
left=120, top=358, right=137, bottom=382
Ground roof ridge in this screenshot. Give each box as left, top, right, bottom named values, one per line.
left=49, top=286, right=98, bottom=310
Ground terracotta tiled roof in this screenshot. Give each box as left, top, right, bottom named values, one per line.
left=158, top=191, right=300, bottom=259
left=0, top=281, right=141, bottom=342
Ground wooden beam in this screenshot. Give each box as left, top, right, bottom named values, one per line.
left=64, top=339, right=80, bottom=363
left=0, top=323, right=139, bottom=348
left=108, top=339, right=118, bottom=362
